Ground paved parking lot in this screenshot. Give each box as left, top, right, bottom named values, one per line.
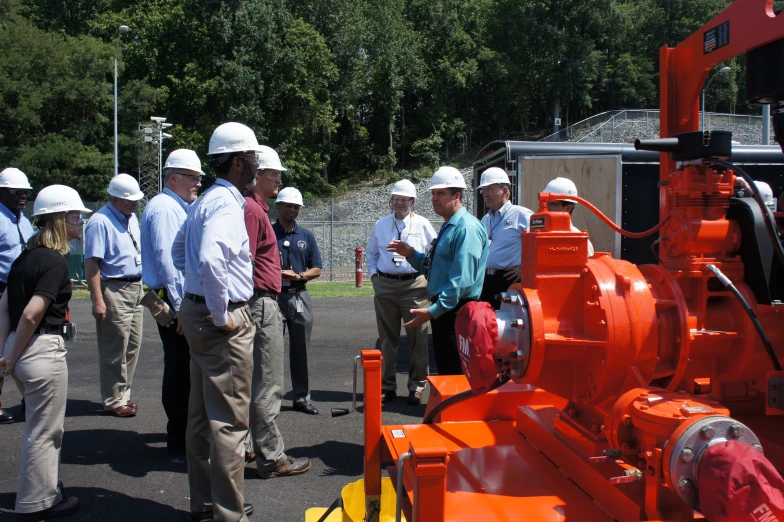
left=0, top=296, right=429, bottom=521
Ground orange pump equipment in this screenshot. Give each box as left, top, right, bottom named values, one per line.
left=311, top=1, right=784, bottom=521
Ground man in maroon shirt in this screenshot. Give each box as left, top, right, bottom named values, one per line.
left=243, top=145, right=311, bottom=478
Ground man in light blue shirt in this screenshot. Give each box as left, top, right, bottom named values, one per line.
left=141, top=149, right=202, bottom=455
left=172, top=122, right=257, bottom=522
left=388, top=166, right=488, bottom=376
left=478, top=167, right=533, bottom=310
left=0, top=167, right=34, bottom=424
left=84, top=173, right=145, bottom=417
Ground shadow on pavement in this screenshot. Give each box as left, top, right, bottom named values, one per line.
left=0, top=487, right=188, bottom=521
left=65, top=398, right=107, bottom=418
left=244, top=440, right=364, bottom=479
left=61, top=430, right=187, bottom=477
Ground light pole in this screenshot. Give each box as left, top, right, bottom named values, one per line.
left=701, top=66, right=731, bottom=131
left=114, top=25, right=130, bottom=177
left=151, top=117, right=172, bottom=193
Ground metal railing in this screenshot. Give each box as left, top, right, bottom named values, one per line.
left=540, top=109, right=769, bottom=143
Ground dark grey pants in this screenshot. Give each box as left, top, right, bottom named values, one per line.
left=278, top=290, right=313, bottom=404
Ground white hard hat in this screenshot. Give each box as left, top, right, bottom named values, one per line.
left=32, top=185, right=91, bottom=217
left=108, top=174, right=144, bottom=201
left=754, top=181, right=776, bottom=211
left=478, top=167, right=510, bottom=188
left=257, top=145, right=287, bottom=172
left=0, top=167, right=32, bottom=190
left=276, top=187, right=304, bottom=206
left=428, top=166, right=466, bottom=190
left=164, top=149, right=204, bottom=175
left=391, top=179, right=417, bottom=199
left=543, top=177, right=579, bottom=204
left=207, top=122, right=263, bottom=156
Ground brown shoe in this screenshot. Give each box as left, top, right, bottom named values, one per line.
left=381, top=391, right=397, bottom=403
left=245, top=450, right=256, bottom=464
left=258, top=456, right=311, bottom=478
left=407, top=390, right=423, bottom=405
left=18, top=495, right=79, bottom=521
left=126, top=401, right=138, bottom=410
left=105, top=405, right=136, bottom=417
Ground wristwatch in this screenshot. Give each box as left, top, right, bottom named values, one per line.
left=298, top=272, right=305, bottom=281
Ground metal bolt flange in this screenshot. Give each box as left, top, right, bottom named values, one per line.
left=679, top=448, right=695, bottom=463
left=727, top=424, right=744, bottom=439
left=752, top=443, right=764, bottom=454
left=699, top=425, right=715, bottom=440
left=678, top=478, right=695, bottom=494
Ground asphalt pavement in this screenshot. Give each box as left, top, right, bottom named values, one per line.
left=0, top=296, right=429, bottom=521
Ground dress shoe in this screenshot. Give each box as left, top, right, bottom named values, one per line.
left=17, top=495, right=79, bottom=521
left=258, top=456, right=311, bottom=478
left=245, top=450, right=256, bottom=464
left=381, top=390, right=397, bottom=403
left=293, top=402, right=319, bottom=415
left=105, top=405, right=136, bottom=417
left=0, top=407, right=14, bottom=424
left=126, top=400, right=138, bottom=410
left=407, top=390, right=423, bottom=405
left=190, top=503, right=253, bottom=520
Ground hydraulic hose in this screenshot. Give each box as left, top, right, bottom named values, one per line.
left=702, top=159, right=784, bottom=270
left=422, top=375, right=510, bottom=425
left=705, top=264, right=782, bottom=371
left=540, top=192, right=671, bottom=238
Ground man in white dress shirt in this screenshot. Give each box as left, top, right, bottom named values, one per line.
left=172, top=122, right=258, bottom=522
left=478, top=167, right=533, bottom=310
left=367, top=180, right=437, bottom=405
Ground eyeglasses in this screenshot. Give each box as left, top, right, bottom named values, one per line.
left=177, top=173, right=203, bottom=183
left=257, top=170, right=281, bottom=179
left=65, top=214, right=85, bottom=226
left=239, top=154, right=260, bottom=166
left=391, top=197, right=413, bottom=204
left=5, top=189, right=31, bottom=198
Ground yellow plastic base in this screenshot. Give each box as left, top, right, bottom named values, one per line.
left=305, top=477, right=405, bottom=522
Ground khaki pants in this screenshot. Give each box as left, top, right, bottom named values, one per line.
left=180, top=298, right=254, bottom=521
left=248, top=295, right=286, bottom=472
left=372, top=275, right=430, bottom=393
left=96, top=279, right=143, bottom=410
left=5, top=333, right=68, bottom=514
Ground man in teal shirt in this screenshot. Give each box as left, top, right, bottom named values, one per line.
left=388, top=166, right=488, bottom=375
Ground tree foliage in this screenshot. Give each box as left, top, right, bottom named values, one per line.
left=0, top=0, right=750, bottom=199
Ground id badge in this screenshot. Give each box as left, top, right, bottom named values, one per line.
left=296, top=297, right=304, bottom=313
left=392, top=255, right=405, bottom=267
left=135, top=254, right=142, bottom=265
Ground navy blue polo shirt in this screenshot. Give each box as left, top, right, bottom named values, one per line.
left=273, top=221, right=323, bottom=276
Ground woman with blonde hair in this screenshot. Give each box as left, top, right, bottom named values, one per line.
left=0, top=185, right=90, bottom=520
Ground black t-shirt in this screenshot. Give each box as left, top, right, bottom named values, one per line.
left=7, top=246, right=72, bottom=331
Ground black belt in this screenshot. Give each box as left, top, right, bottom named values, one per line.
left=254, top=290, right=278, bottom=299
left=377, top=271, right=418, bottom=281
left=37, top=325, right=67, bottom=338
left=184, top=292, right=247, bottom=306
left=108, top=276, right=142, bottom=282
left=282, top=286, right=306, bottom=294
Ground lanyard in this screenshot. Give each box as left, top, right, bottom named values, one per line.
left=108, top=205, right=140, bottom=254
left=16, top=221, right=26, bottom=249
left=392, top=213, right=410, bottom=241
left=486, top=204, right=509, bottom=241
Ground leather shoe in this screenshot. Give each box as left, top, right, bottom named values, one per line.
left=407, top=390, right=423, bottom=405
left=0, top=407, right=14, bottom=424
left=258, top=456, right=311, bottom=478
left=105, top=405, right=136, bottom=417
left=381, top=390, right=397, bottom=403
left=126, top=400, right=138, bottom=410
left=293, top=402, right=319, bottom=415
left=17, top=495, right=79, bottom=521
left=191, top=503, right=253, bottom=520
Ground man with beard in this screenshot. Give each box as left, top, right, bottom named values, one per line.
left=141, top=149, right=203, bottom=455
left=173, top=122, right=258, bottom=521
left=0, top=167, right=34, bottom=424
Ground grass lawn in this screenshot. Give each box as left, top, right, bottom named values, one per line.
left=71, top=282, right=374, bottom=300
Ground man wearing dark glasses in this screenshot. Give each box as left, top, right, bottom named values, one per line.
left=0, top=167, right=34, bottom=424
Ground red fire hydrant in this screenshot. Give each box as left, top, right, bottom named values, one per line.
left=355, top=246, right=363, bottom=288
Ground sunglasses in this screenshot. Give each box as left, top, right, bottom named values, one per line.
left=5, top=189, right=31, bottom=198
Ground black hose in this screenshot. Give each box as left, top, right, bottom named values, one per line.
left=422, top=375, right=510, bottom=425
left=706, top=264, right=782, bottom=371
left=702, top=159, right=784, bottom=269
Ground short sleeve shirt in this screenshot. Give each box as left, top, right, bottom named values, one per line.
left=7, top=247, right=72, bottom=331
left=272, top=221, right=322, bottom=287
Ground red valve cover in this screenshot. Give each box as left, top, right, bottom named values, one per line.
left=697, top=441, right=784, bottom=522
left=455, top=302, right=499, bottom=394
